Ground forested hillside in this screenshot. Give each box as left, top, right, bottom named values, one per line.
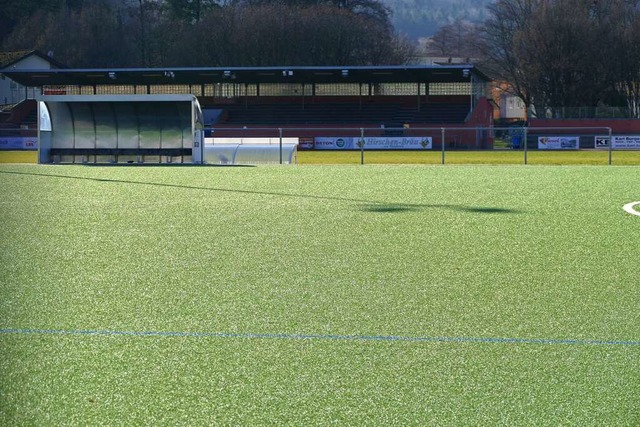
left=0, top=0, right=415, bottom=67
left=384, top=0, right=493, bottom=37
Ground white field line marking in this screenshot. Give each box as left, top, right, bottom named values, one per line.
left=623, top=201, right=640, bottom=217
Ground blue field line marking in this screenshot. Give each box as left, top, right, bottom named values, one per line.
left=1, top=328, right=639, bottom=346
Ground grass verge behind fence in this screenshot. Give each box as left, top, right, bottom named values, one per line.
left=296, top=149, right=640, bottom=165
left=0, top=151, right=37, bottom=164
left=4, top=149, right=640, bottom=165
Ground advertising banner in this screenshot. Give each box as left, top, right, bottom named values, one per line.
left=0, top=137, right=38, bottom=150
left=538, top=136, right=579, bottom=150
left=298, top=137, right=314, bottom=150
left=613, top=135, right=640, bottom=148
left=314, top=137, right=432, bottom=150
left=595, top=136, right=610, bottom=149
left=595, top=135, right=640, bottom=149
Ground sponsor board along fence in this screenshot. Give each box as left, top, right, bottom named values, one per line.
left=0, top=129, right=38, bottom=151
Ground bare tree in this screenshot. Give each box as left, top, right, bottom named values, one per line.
left=480, top=0, right=540, bottom=115
left=480, top=0, right=634, bottom=117
left=609, top=0, right=640, bottom=117
left=425, top=19, right=479, bottom=59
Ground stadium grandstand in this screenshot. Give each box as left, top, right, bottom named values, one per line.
left=1, top=65, right=493, bottom=163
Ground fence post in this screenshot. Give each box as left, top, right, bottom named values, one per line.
left=441, top=127, right=445, bottom=165
left=608, top=127, right=612, bottom=166
left=279, top=127, right=283, bottom=164
left=360, top=127, right=365, bottom=165
left=523, top=126, right=528, bottom=165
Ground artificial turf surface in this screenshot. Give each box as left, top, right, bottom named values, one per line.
left=1, top=164, right=639, bottom=425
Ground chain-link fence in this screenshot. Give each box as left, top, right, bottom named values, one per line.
left=207, top=126, right=640, bottom=165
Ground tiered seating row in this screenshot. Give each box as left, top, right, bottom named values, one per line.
left=211, top=102, right=470, bottom=126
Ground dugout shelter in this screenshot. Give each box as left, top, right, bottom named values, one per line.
left=37, top=94, right=203, bottom=164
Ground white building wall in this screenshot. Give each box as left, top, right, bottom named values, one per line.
left=1, top=54, right=55, bottom=105
left=500, top=94, right=526, bottom=119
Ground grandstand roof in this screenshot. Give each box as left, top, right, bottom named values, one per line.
left=2, top=65, right=489, bottom=87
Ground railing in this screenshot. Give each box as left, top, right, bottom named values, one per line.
left=207, top=125, right=640, bottom=165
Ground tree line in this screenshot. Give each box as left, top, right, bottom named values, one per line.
left=480, top=0, right=640, bottom=118
left=0, top=0, right=415, bottom=67
left=421, top=0, right=640, bottom=118
left=4, top=0, right=640, bottom=117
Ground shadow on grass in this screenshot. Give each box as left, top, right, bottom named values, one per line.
left=360, top=203, right=520, bottom=214
left=0, top=170, right=524, bottom=215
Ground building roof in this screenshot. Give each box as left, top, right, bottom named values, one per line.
left=1, top=65, right=489, bottom=87
left=0, top=51, right=33, bottom=68
left=0, top=50, right=66, bottom=70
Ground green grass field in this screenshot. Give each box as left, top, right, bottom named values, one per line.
left=1, top=163, right=639, bottom=425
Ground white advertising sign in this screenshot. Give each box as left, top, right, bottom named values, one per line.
left=538, top=136, right=579, bottom=150
left=595, top=135, right=640, bottom=149
left=613, top=135, right=640, bottom=149
left=314, top=137, right=432, bottom=150
left=0, top=137, right=37, bottom=150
